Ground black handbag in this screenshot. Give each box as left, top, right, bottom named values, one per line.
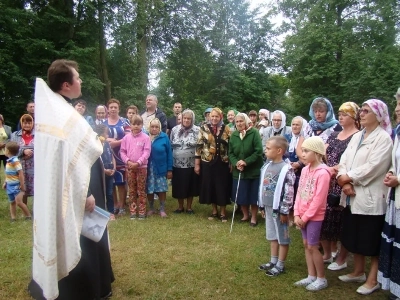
left=327, top=194, right=340, bottom=207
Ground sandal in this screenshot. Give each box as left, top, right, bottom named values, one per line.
left=220, top=215, right=228, bottom=223
left=174, top=209, right=184, bottom=214
left=186, top=209, right=195, bottom=215
left=208, top=213, right=218, bottom=220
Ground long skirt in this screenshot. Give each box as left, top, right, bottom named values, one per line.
left=172, top=167, right=199, bottom=199
left=378, top=198, right=400, bottom=298
left=199, top=159, right=231, bottom=206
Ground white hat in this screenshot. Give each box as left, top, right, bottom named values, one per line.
left=302, top=136, right=325, bottom=156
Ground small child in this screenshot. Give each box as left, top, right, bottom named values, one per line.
left=258, top=136, right=295, bottom=276
left=2, top=141, right=31, bottom=221
left=120, top=115, right=151, bottom=219
left=293, top=136, right=331, bottom=291
left=94, top=124, right=116, bottom=220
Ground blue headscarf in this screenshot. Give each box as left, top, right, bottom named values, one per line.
left=308, top=97, right=339, bottom=131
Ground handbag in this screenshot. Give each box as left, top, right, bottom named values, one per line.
left=327, top=194, right=340, bottom=207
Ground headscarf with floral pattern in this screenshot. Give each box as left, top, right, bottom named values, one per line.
left=363, top=99, right=392, bottom=135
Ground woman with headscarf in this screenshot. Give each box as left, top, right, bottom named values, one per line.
left=378, top=93, right=400, bottom=300
left=11, top=114, right=35, bottom=206
left=260, top=110, right=292, bottom=149
left=170, top=109, right=200, bottom=214
left=146, top=118, right=173, bottom=217
left=337, top=99, right=392, bottom=295
left=297, top=97, right=341, bottom=149
left=318, top=102, right=360, bottom=269
left=229, top=113, right=264, bottom=226
left=226, top=109, right=238, bottom=133
left=257, top=109, right=270, bottom=131
left=287, top=116, right=308, bottom=224
left=195, top=108, right=231, bottom=222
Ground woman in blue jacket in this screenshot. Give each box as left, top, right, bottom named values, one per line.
left=147, top=118, right=173, bottom=217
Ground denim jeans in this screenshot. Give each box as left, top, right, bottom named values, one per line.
left=105, top=175, right=114, bottom=213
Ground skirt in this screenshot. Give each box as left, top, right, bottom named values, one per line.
left=232, top=177, right=259, bottom=205
left=320, top=205, right=344, bottom=241
left=199, top=159, right=231, bottom=206
left=172, top=167, right=199, bottom=199
left=378, top=199, right=400, bottom=297
left=147, top=161, right=168, bottom=193
left=341, top=206, right=385, bottom=256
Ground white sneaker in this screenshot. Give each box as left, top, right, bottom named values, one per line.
left=306, top=279, right=328, bottom=291
left=294, top=277, right=316, bottom=287
left=328, top=261, right=347, bottom=271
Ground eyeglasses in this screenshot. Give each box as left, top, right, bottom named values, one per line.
left=272, top=119, right=282, bottom=122
left=359, top=109, right=373, bottom=115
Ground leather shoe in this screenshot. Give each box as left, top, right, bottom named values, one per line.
left=338, top=273, right=366, bottom=283
left=356, top=283, right=380, bottom=295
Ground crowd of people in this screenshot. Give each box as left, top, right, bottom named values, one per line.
left=1, top=58, right=400, bottom=298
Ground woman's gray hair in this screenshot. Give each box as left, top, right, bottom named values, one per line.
left=181, top=109, right=195, bottom=125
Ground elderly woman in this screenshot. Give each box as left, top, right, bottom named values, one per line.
left=195, top=107, right=231, bottom=222
left=11, top=114, right=35, bottom=205
left=226, top=109, right=238, bottom=133
left=146, top=118, right=173, bottom=217
left=94, top=105, right=107, bottom=125
left=229, top=113, right=264, bottom=226
left=287, top=116, right=307, bottom=223
left=260, top=110, right=292, bottom=149
left=0, top=114, right=12, bottom=169
left=337, top=99, right=392, bottom=295
left=378, top=91, right=400, bottom=300
left=257, top=109, right=270, bottom=131
left=170, top=109, right=200, bottom=214
left=318, top=103, right=360, bottom=269
left=104, top=98, right=131, bottom=215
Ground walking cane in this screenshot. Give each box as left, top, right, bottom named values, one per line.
left=230, top=172, right=241, bottom=233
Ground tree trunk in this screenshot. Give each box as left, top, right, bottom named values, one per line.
left=98, top=0, right=111, bottom=102
left=136, top=0, right=148, bottom=102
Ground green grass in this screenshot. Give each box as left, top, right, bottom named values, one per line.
left=0, top=172, right=389, bottom=299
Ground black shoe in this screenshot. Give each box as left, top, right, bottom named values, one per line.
left=250, top=222, right=258, bottom=227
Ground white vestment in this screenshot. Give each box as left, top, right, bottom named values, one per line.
left=32, top=78, right=102, bottom=300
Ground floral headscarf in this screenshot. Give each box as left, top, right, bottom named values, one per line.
left=271, top=110, right=286, bottom=132
left=178, top=109, right=195, bottom=138
left=308, top=97, right=339, bottom=131
left=209, top=107, right=224, bottom=135
left=20, top=114, right=34, bottom=131
left=148, top=118, right=162, bottom=142
left=363, top=99, right=392, bottom=135
left=288, top=116, right=308, bottom=153
left=235, top=113, right=252, bottom=140
left=338, top=102, right=359, bottom=120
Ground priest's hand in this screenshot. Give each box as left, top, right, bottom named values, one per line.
left=85, top=195, right=95, bottom=212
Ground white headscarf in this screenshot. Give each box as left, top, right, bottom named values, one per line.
left=272, top=110, right=286, bottom=132
left=235, top=113, right=252, bottom=140
left=288, top=116, right=308, bottom=153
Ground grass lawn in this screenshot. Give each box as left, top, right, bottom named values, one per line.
left=0, top=173, right=389, bottom=300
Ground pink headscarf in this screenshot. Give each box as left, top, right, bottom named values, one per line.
left=363, top=99, right=392, bottom=135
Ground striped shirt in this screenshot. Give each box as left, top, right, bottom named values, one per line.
left=5, top=156, right=22, bottom=185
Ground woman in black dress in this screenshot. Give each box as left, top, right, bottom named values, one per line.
left=195, top=108, right=231, bottom=222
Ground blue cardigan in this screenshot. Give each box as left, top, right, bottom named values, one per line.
left=149, top=132, right=173, bottom=176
